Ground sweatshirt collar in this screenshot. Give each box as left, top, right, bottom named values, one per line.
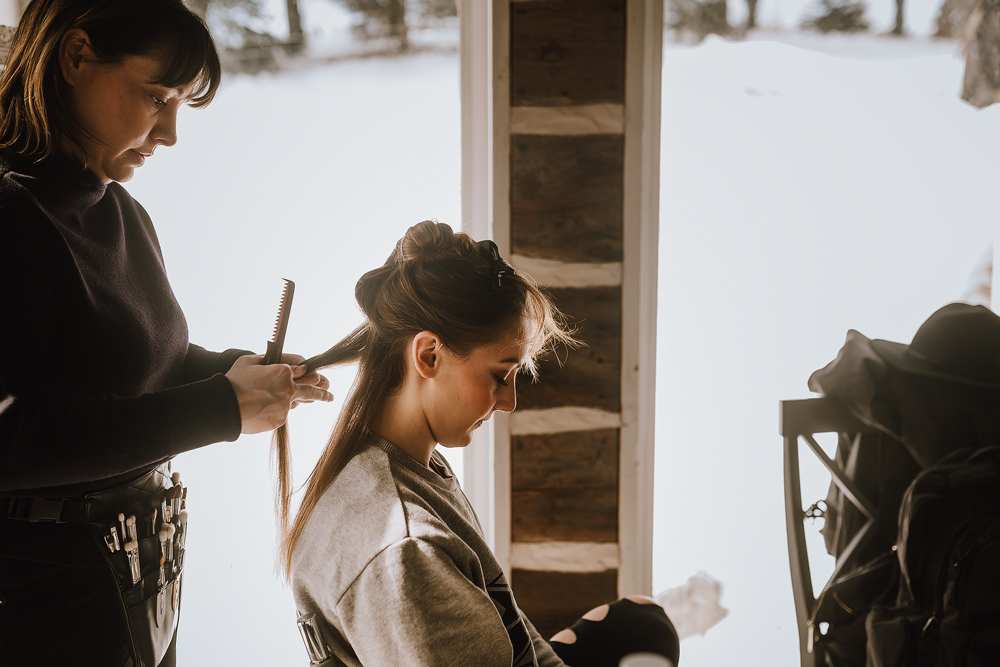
left=367, top=433, right=457, bottom=487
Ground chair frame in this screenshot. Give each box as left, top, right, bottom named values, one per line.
left=779, top=397, right=879, bottom=667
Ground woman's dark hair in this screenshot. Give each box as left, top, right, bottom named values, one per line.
left=275, top=220, right=576, bottom=578
left=0, top=0, right=222, bottom=159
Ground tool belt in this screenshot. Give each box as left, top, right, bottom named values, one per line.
left=3, top=463, right=188, bottom=667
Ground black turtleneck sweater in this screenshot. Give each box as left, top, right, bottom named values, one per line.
left=0, top=148, right=247, bottom=497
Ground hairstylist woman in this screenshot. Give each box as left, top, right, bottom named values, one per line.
left=0, top=1, right=332, bottom=665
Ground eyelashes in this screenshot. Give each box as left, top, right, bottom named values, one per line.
left=494, top=374, right=509, bottom=388
left=151, top=95, right=167, bottom=109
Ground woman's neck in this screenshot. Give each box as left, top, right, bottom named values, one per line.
left=58, top=139, right=105, bottom=183
left=371, top=388, right=437, bottom=467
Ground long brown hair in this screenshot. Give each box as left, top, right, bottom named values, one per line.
left=0, top=0, right=222, bottom=160
left=274, top=220, right=575, bottom=578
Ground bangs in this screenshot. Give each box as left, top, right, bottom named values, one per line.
left=151, top=12, right=222, bottom=107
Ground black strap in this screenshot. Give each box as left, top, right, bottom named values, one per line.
left=1, top=496, right=91, bottom=523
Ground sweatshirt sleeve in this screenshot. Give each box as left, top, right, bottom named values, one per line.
left=523, top=614, right=567, bottom=667
left=338, top=537, right=534, bottom=667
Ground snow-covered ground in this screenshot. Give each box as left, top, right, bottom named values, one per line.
left=123, top=19, right=998, bottom=667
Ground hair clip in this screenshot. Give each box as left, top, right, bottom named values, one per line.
left=478, top=240, right=514, bottom=290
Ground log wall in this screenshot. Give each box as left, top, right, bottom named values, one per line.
left=505, top=0, right=630, bottom=640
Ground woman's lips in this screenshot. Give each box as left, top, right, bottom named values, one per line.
left=130, top=149, right=152, bottom=165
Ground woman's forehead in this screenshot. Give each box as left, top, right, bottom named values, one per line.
left=115, top=53, right=168, bottom=82
left=122, top=47, right=204, bottom=100
left=480, top=336, right=530, bottom=365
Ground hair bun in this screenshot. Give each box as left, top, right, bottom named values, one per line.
left=399, top=220, right=457, bottom=263
left=356, top=221, right=464, bottom=321
left=354, top=263, right=393, bottom=319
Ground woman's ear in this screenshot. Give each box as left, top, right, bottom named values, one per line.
left=411, top=331, right=443, bottom=380
left=58, top=28, right=93, bottom=86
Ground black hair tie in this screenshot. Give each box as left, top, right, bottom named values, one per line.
left=478, top=240, right=514, bottom=290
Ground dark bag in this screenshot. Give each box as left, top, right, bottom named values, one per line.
left=811, top=550, right=900, bottom=667
left=866, top=446, right=1000, bottom=667
left=809, top=430, right=920, bottom=667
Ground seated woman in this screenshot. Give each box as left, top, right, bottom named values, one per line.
left=277, top=220, right=680, bottom=667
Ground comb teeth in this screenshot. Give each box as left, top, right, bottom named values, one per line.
left=263, top=279, right=294, bottom=365
left=271, top=282, right=290, bottom=342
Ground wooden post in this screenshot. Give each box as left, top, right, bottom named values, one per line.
left=461, top=0, right=662, bottom=639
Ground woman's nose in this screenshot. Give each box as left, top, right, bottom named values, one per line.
left=495, top=380, right=516, bottom=413
left=152, top=105, right=178, bottom=147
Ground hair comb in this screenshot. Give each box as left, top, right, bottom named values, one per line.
left=263, top=279, right=295, bottom=365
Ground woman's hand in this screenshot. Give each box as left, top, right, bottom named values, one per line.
left=225, top=355, right=333, bottom=434
left=279, top=353, right=331, bottom=407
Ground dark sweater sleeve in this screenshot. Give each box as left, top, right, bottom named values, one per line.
left=0, top=376, right=243, bottom=493
left=0, top=205, right=243, bottom=494
left=184, top=344, right=256, bottom=383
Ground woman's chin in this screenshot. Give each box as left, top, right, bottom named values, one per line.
left=110, top=165, right=138, bottom=183
left=438, top=432, right=476, bottom=449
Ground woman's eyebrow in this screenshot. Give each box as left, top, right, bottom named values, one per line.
left=144, top=79, right=194, bottom=97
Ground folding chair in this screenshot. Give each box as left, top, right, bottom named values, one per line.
left=779, top=397, right=879, bottom=667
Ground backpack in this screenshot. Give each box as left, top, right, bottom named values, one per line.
left=865, top=446, right=1000, bottom=667
left=808, top=429, right=920, bottom=667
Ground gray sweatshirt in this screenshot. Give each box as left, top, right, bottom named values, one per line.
left=291, top=435, right=566, bottom=667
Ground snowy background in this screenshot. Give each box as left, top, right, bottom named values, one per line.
left=116, top=0, right=1000, bottom=664
left=653, top=32, right=996, bottom=666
